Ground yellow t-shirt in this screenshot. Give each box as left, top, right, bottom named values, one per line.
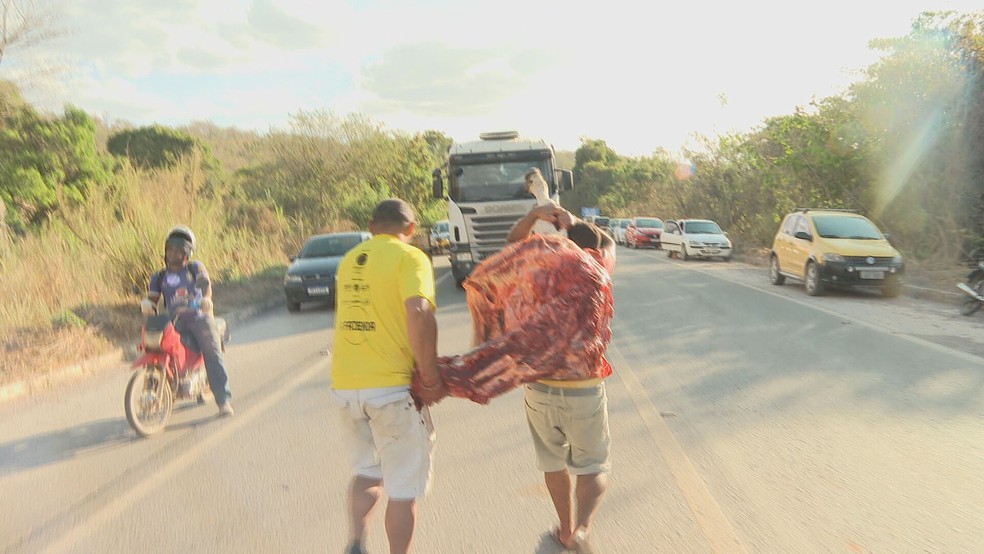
left=331, top=235, right=436, bottom=389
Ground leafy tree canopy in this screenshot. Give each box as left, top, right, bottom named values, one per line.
left=107, top=124, right=218, bottom=170
left=0, top=98, right=110, bottom=232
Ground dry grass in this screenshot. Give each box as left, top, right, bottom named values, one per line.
left=0, top=268, right=286, bottom=388
left=0, top=158, right=293, bottom=389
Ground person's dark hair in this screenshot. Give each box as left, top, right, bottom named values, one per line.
left=568, top=222, right=603, bottom=250
left=370, top=198, right=415, bottom=228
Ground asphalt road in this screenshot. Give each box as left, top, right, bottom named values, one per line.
left=1, top=249, right=983, bottom=553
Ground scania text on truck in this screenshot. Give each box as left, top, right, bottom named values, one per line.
left=432, top=131, right=574, bottom=287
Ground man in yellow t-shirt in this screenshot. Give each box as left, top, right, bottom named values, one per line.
left=331, top=198, right=444, bottom=554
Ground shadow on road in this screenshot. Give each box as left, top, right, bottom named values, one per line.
left=0, top=400, right=227, bottom=475
left=0, top=418, right=132, bottom=475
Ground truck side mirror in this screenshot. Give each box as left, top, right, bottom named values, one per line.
left=555, top=169, right=574, bottom=192
left=432, top=168, right=444, bottom=199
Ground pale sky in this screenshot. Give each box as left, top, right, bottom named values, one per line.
left=6, top=0, right=981, bottom=156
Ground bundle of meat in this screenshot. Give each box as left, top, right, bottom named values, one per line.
left=413, top=234, right=614, bottom=405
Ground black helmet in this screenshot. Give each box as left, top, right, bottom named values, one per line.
left=165, top=224, right=196, bottom=257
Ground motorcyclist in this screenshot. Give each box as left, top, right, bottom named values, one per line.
left=140, top=225, right=234, bottom=417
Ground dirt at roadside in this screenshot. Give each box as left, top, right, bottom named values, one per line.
left=0, top=271, right=286, bottom=392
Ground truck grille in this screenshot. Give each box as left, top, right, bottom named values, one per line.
left=467, top=214, right=522, bottom=261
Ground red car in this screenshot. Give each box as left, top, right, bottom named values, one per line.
left=625, top=217, right=664, bottom=249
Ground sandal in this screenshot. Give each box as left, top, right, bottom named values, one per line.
left=569, top=527, right=595, bottom=554
left=345, top=542, right=368, bottom=554
left=551, top=527, right=573, bottom=551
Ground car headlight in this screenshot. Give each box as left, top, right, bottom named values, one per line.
left=285, top=274, right=303, bottom=284
left=892, top=254, right=903, bottom=265
left=823, top=253, right=845, bottom=263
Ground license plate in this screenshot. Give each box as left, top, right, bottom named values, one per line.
left=307, top=286, right=331, bottom=295
left=860, top=270, right=884, bottom=280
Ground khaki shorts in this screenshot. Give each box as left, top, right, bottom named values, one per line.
left=524, top=381, right=611, bottom=475
left=332, top=387, right=435, bottom=500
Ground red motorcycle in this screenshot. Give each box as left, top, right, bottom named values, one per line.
left=957, top=260, right=984, bottom=316
left=124, top=310, right=227, bottom=436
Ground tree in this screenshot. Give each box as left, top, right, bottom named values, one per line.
left=107, top=125, right=218, bottom=171
left=0, top=102, right=111, bottom=232
left=0, top=0, right=57, bottom=66
left=0, top=0, right=65, bottom=100
left=850, top=11, right=984, bottom=260
left=565, top=139, right=623, bottom=214
left=235, top=111, right=444, bottom=240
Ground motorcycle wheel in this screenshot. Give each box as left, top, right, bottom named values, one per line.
left=124, top=367, right=173, bottom=437
left=960, top=278, right=984, bottom=316
left=960, top=297, right=982, bottom=316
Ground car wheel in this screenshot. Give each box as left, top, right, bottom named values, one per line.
left=667, top=248, right=674, bottom=258
left=769, top=255, right=786, bottom=285
left=881, top=278, right=902, bottom=298
left=286, top=299, right=301, bottom=312
left=805, top=261, right=824, bottom=296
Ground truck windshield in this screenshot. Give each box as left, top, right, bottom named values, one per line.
left=449, top=160, right=553, bottom=202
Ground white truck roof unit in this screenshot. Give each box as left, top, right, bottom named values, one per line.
left=449, top=131, right=550, bottom=156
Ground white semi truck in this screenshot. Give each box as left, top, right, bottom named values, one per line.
left=432, top=131, right=574, bottom=287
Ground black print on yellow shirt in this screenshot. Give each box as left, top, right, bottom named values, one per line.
left=342, top=320, right=376, bottom=331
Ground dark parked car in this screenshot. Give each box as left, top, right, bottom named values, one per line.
left=284, top=231, right=371, bottom=312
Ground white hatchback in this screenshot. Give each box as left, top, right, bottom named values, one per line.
left=661, top=219, right=732, bottom=261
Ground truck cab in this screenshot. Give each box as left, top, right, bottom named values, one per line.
left=432, top=131, right=573, bottom=287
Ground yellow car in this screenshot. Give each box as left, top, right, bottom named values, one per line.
left=769, top=209, right=904, bottom=297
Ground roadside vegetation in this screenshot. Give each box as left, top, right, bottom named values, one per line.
left=566, top=12, right=984, bottom=269
left=1, top=11, right=982, bottom=385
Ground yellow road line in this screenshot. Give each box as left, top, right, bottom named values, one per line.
left=609, top=342, right=748, bottom=554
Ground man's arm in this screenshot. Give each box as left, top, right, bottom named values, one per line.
left=598, top=229, right=616, bottom=255
left=405, top=295, right=444, bottom=402
left=507, top=205, right=575, bottom=243
left=142, top=275, right=163, bottom=315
